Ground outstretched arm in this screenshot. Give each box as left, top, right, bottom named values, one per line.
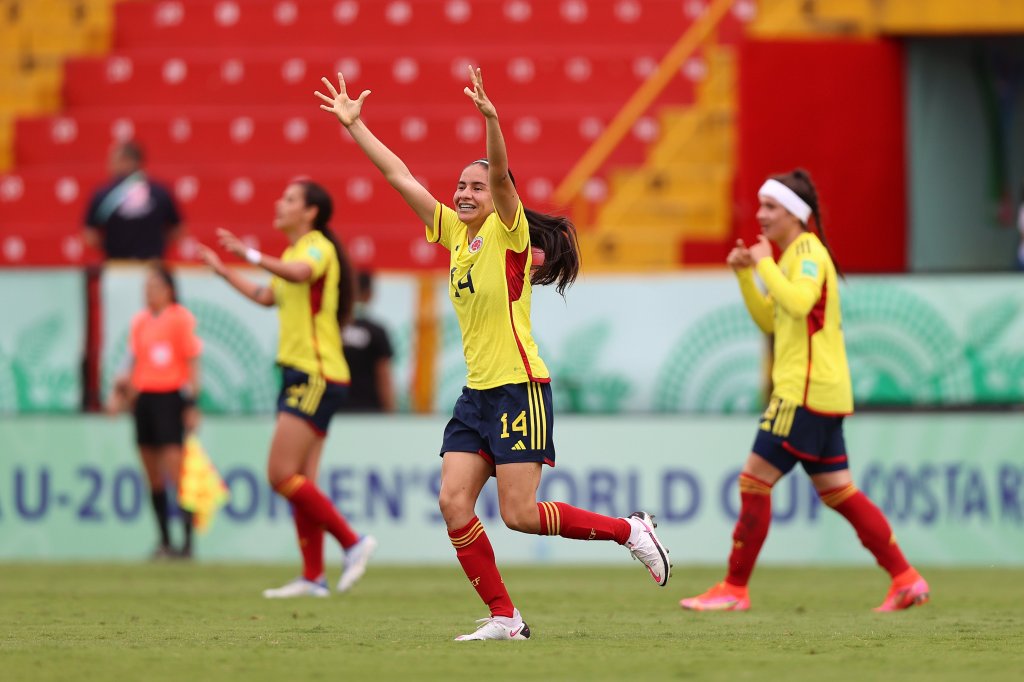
left=212, top=228, right=312, bottom=283
left=198, top=242, right=275, bottom=307
left=316, top=73, right=437, bottom=226
left=464, top=66, right=519, bottom=227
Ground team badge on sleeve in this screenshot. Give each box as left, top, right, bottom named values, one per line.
left=801, top=259, right=819, bottom=278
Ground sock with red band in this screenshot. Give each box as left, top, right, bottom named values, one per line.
left=537, top=501, right=632, bottom=544
left=276, top=475, right=359, bottom=551
left=822, top=484, right=910, bottom=578
left=293, top=506, right=325, bottom=581
left=725, top=473, right=773, bottom=587
left=449, top=516, right=515, bottom=618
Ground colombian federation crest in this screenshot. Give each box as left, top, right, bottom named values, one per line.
left=469, top=235, right=484, bottom=253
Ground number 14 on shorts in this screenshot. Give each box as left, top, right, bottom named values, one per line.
left=500, top=411, right=527, bottom=439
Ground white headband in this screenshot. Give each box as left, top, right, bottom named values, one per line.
left=758, top=179, right=812, bottom=224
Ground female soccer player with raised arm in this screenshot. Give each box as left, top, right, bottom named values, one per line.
left=197, top=178, right=376, bottom=598
left=316, top=67, right=671, bottom=641
left=679, top=169, right=929, bottom=613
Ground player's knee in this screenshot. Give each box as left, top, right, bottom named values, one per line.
left=438, top=488, right=473, bottom=525
left=266, top=464, right=296, bottom=491
left=499, top=503, right=539, bottom=533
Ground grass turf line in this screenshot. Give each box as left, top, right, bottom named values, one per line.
left=0, top=564, right=1021, bottom=682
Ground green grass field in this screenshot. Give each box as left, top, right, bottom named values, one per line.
left=1, top=564, right=1021, bottom=682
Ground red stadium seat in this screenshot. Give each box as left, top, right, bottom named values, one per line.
left=112, top=0, right=698, bottom=50
left=62, top=47, right=692, bottom=109
left=4, top=0, right=755, bottom=266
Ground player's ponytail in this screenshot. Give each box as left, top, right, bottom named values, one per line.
left=773, top=168, right=844, bottom=279
left=472, top=161, right=580, bottom=296
left=523, top=206, right=580, bottom=296
left=296, top=179, right=356, bottom=326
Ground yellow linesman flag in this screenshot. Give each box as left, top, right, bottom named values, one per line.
left=178, top=435, right=229, bottom=533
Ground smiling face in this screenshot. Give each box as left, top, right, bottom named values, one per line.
left=453, top=163, right=494, bottom=229
left=756, top=195, right=804, bottom=248
left=273, top=183, right=315, bottom=233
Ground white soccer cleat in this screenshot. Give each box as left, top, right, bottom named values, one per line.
left=625, top=511, right=672, bottom=587
left=454, top=608, right=531, bottom=641
left=262, top=577, right=330, bottom=599
left=337, top=535, right=378, bottom=593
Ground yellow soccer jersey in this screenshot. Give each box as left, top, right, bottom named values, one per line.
left=426, top=201, right=549, bottom=389
left=736, top=231, right=852, bottom=414
left=272, top=230, right=350, bottom=383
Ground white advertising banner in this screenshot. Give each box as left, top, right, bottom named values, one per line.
left=2, top=414, right=1022, bottom=566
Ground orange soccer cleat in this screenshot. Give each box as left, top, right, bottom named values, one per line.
left=679, top=581, right=750, bottom=612
left=874, top=568, right=930, bottom=612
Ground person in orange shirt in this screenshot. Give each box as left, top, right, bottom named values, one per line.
left=109, top=263, right=202, bottom=559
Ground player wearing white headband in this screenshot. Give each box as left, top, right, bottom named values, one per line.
left=680, top=169, right=929, bottom=614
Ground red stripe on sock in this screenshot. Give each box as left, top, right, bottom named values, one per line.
left=726, top=474, right=773, bottom=587
left=537, top=502, right=631, bottom=543
left=830, top=490, right=911, bottom=578
left=293, top=506, right=324, bottom=581
left=277, top=475, right=359, bottom=550
left=448, top=516, right=515, bottom=618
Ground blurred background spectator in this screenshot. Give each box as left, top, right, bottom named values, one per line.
left=83, top=140, right=182, bottom=261
left=340, top=270, right=396, bottom=413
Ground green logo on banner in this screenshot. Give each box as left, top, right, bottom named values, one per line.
left=654, top=304, right=765, bottom=414
left=1, top=314, right=79, bottom=413
left=842, top=284, right=972, bottom=404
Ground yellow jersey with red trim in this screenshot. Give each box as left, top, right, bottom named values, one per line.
left=735, top=231, right=852, bottom=414
left=426, top=201, right=549, bottom=389
left=271, top=230, right=350, bottom=383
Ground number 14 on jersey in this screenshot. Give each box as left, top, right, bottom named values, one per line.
left=450, top=267, right=475, bottom=297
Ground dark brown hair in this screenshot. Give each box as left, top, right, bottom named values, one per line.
left=771, top=168, right=843, bottom=278
left=148, top=261, right=178, bottom=303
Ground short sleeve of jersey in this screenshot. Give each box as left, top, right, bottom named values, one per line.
left=291, top=234, right=331, bottom=279
left=84, top=186, right=107, bottom=228
left=426, top=202, right=457, bottom=251
left=174, top=307, right=203, bottom=359
left=497, top=201, right=528, bottom=251
left=372, top=324, right=394, bottom=360
left=128, top=311, right=144, bottom=356
left=153, top=183, right=182, bottom=226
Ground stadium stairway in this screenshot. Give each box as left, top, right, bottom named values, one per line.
left=578, top=45, right=737, bottom=270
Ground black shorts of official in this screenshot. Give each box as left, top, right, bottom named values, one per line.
left=751, top=395, right=849, bottom=475
left=277, top=366, right=348, bottom=436
left=134, top=390, right=186, bottom=447
left=440, top=381, right=556, bottom=468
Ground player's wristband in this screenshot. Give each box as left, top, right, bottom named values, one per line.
left=245, top=248, right=263, bottom=265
